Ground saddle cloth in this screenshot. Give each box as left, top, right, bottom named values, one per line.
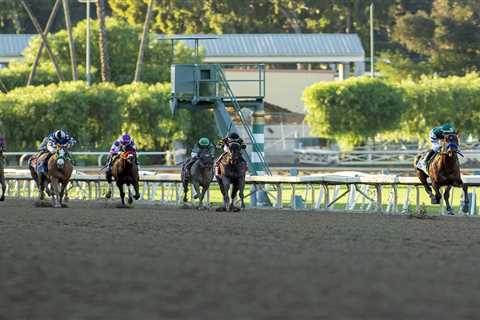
left=416, top=152, right=438, bottom=175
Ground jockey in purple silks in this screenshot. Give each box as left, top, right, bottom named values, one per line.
left=105, top=133, right=138, bottom=175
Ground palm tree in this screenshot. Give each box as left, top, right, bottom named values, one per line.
left=96, top=0, right=110, bottom=82
left=134, top=0, right=156, bottom=82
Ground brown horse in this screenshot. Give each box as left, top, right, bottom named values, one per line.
left=105, top=150, right=140, bottom=207
left=216, top=141, right=247, bottom=212
left=415, top=133, right=468, bottom=215
left=29, top=144, right=73, bottom=208
left=0, top=141, right=5, bottom=201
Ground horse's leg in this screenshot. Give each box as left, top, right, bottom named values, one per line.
left=117, top=182, right=125, bottom=207
left=431, top=181, right=442, bottom=204
left=50, top=177, right=61, bottom=208
left=127, top=183, right=133, bottom=205
left=38, top=175, right=46, bottom=200
left=0, top=176, right=5, bottom=201
left=444, top=185, right=453, bottom=215
left=198, top=184, right=208, bottom=209
left=216, top=177, right=229, bottom=212
left=417, top=170, right=436, bottom=204
left=105, top=170, right=114, bottom=199
left=460, top=181, right=469, bottom=213
left=133, top=180, right=140, bottom=200
left=239, top=178, right=246, bottom=209
left=229, top=182, right=240, bottom=212
left=192, top=181, right=201, bottom=200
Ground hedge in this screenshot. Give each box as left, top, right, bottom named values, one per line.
left=303, top=74, right=480, bottom=147
left=0, top=81, right=216, bottom=151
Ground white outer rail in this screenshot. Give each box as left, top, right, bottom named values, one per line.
left=3, top=151, right=171, bottom=167
left=2, top=170, right=478, bottom=215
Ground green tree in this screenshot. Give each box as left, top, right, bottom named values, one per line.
left=394, top=0, right=480, bottom=75
left=0, top=17, right=198, bottom=88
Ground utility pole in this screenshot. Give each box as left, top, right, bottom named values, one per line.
left=370, top=2, right=374, bottom=78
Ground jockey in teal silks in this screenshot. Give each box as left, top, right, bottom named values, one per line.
left=421, top=124, right=457, bottom=168
left=38, top=130, right=76, bottom=173
left=182, top=137, right=215, bottom=182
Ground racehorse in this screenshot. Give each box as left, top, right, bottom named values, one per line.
left=414, top=133, right=468, bottom=214
left=215, top=141, right=247, bottom=212
left=105, top=149, right=140, bottom=207
left=0, top=139, right=6, bottom=201
left=29, top=144, right=73, bottom=208
left=181, top=148, right=214, bottom=209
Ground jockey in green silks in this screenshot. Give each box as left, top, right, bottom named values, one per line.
left=182, top=137, right=215, bottom=181
left=423, top=123, right=457, bottom=165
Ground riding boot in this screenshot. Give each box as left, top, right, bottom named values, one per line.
left=425, top=149, right=436, bottom=165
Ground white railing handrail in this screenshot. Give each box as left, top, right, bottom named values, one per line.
left=5, top=170, right=480, bottom=186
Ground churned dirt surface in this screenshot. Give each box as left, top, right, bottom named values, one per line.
left=1, top=200, right=480, bottom=320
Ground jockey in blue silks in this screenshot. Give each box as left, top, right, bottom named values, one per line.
left=38, top=130, right=76, bottom=172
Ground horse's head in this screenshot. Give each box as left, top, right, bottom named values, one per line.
left=442, top=134, right=460, bottom=157
left=227, top=142, right=243, bottom=163
left=198, top=149, right=214, bottom=168
left=120, top=150, right=135, bottom=165
left=55, top=144, right=69, bottom=169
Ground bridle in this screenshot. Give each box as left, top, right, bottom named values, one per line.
left=440, top=134, right=463, bottom=157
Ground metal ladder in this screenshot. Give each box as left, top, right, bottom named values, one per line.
left=217, top=67, right=272, bottom=176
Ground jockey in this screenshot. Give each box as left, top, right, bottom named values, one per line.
left=183, top=137, right=215, bottom=181
left=424, top=123, right=457, bottom=164
left=216, top=132, right=246, bottom=153
left=215, top=132, right=247, bottom=175
left=106, top=133, right=137, bottom=172
left=38, top=130, right=76, bottom=172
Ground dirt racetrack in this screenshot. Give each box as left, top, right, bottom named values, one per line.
left=2, top=200, right=480, bottom=320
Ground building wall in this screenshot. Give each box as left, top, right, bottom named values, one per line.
left=224, top=69, right=335, bottom=113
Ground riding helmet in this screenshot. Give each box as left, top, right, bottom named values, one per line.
left=228, top=132, right=240, bottom=140
left=199, top=137, right=210, bottom=146
left=441, top=124, right=455, bottom=134
left=121, top=133, right=132, bottom=144
left=55, top=130, right=67, bottom=141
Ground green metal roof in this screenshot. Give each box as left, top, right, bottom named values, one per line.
left=0, top=34, right=34, bottom=58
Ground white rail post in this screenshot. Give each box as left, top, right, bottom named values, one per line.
left=324, top=184, right=330, bottom=210
left=275, top=184, right=282, bottom=209
left=402, top=185, right=412, bottom=214
left=376, top=184, right=382, bottom=212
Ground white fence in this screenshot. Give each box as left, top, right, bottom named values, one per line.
left=2, top=170, right=479, bottom=215
left=294, top=149, right=480, bottom=165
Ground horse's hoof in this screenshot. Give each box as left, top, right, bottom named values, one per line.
left=216, top=207, right=227, bottom=212
left=128, top=197, right=133, bottom=205
left=117, top=203, right=127, bottom=208
left=105, top=191, right=112, bottom=199
left=193, top=194, right=199, bottom=199
left=431, top=198, right=440, bottom=205
left=134, top=194, right=140, bottom=200
left=61, top=203, right=69, bottom=208
left=181, top=204, right=190, bottom=209
left=232, top=207, right=241, bottom=212
left=53, top=204, right=61, bottom=208
left=462, top=205, right=469, bottom=213
left=0, top=196, right=4, bottom=202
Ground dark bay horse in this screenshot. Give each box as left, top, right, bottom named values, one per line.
left=415, top=133, right=468, bottom=214
left=106, top=150, right=140, bottom=207
left=216, top=141, right=247, bottom=212
left=182, top=148, right=214, bottom=209
left=0, top=139, right=5, bottom=201
left=29, top=144, right=73, bottom=208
